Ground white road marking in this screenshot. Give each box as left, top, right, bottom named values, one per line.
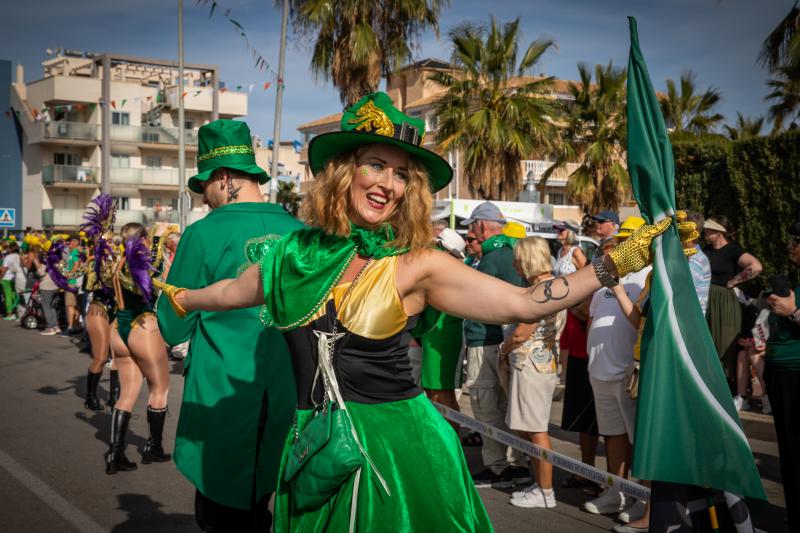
left=0, top=447, right=106, bottom=533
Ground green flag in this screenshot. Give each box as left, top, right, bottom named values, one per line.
left=626, top=17, right=765, bottom=499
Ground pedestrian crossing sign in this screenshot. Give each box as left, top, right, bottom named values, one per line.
left=0, top=208, right=15, bottom=228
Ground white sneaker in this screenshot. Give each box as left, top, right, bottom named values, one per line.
left=761, top=395, right=772, bottom=415
left=583, top=488, right=625, bottom=515
left=39, top=328, right=58, bottom=336
left=510, top=486, right=556, bottom=508
left=618, top=499, right=647, bottom=523
left=733, top=395, right=750, bottom=411
left=511, top=483, right=539, bottom=500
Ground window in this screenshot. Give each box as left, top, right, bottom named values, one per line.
left=111, top=154, right=130, bottom=168
left=144, top=156, right=162, bottom=168
left=53, top=153, right=81, bottom=166
left=112, top=196, right=129, bottom=210
left=184, top=119, right=194, bottom=130
left=549, top=192, right=565, bottom=205
left=426, top=114, right=439, bottom=131
left=112, top=112, right=130, bottom=125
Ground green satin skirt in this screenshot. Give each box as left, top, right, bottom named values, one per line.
left=274, top=394, right=493, bottom=532
left=706, top=284, right=742, bottom=378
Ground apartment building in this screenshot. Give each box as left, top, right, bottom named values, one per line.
left=296, top=58, right=579, bottom=203
left=10, top=51, right=248, bottom=230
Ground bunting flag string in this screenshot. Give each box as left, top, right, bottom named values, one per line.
left=195, top=0, right=286, bottom=89
left=18, top=75, right=275, bottom=120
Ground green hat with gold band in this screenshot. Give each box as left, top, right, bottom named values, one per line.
left=308, top=92, right=453, bottom=193
left=187, top=119, right=270, bottom=194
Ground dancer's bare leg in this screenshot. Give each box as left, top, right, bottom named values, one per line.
left=127, top=315, right=170, bottom=410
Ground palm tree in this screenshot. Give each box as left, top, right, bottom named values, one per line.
left=430, top=17, right=558, bottom=200
left=546, top=61, right=628, bottom=213
left=276, top=180, right=299, bottom=215
left=765, top=62, right=800, bottom=131
left=659, top=71, right=724, bottom=134
left=759, top=2, right=800, bottom=73
left=288, top=0, right=447, bottom=105
left=723, top=112, right=765, bottom=140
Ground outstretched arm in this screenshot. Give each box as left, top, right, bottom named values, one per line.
left=415, top=251, right=607, bottom=325
left=171, top=263, right=263, bottom=314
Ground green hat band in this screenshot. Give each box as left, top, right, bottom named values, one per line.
left=197, top=144, right=256, bottom=172
left=348, top=100, right=425, bottom=146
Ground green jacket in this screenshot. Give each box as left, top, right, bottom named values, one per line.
left=463, top=245, right=523, bottom=347
left=157, top=202, right=302, bottom=509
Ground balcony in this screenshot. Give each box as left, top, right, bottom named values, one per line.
left=111, top=124, right=198, bottom=145
left=43, top=121, right=100, bottom=142
left=111, top=167, right=199, bottom=188
left=43, top=207, right=208, bottom=228
left=42, top=165, right=99, bottom=187
left=42, top=208, right=83, bottom=227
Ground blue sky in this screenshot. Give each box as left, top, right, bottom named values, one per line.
left=0, top=0, right=792, bottom=141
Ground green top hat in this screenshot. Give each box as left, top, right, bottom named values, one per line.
left=308, top=92, right=453, bottom=193
left=187, top=119, right=270, bottom=194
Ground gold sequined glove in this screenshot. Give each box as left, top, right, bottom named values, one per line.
left=609, top=213, right=701, bottom=278
left=676, top=211, right=699, bottom=257
left=609, top=217, right=672, bottom=278
left=153, top=278, right=188, bottom=318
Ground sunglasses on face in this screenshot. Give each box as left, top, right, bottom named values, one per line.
left=791, top=236, right=800, bottom=248
left=466, top=237, right=477, bottom=243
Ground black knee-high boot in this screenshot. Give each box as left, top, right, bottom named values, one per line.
left=141, top=406, right=171, bottom=464
left=84, top=371, right=102, bottom=411
left=106, top=408, right=138, bottom=474
left=107, top=370, right=120, bottom=409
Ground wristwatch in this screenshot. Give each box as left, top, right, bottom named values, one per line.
left=592, top=255, right=619, bottom=288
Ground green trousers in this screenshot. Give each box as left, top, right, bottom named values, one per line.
left=1, top=280, right=17, bottom=316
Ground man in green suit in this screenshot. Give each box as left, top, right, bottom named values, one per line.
left=157, top=119, right=301, bottom=532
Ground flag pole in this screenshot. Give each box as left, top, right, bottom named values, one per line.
left=269, top=0, right=289, bottom=203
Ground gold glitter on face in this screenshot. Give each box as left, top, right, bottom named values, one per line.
left=359, top=166, right=369, bottom=176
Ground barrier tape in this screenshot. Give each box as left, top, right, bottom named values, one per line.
left=432, top=401, right=652, bottom=501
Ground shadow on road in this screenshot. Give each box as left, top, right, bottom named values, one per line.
left=75, top=410, right=148, bottom=452
left=36, top=374, right=82, bottom=399
left=111, top=493, right=195, bottom=533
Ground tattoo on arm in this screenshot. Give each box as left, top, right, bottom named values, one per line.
left=729, top=267, right=757, bottom=287
left=529, top=277, right=570, bottom=304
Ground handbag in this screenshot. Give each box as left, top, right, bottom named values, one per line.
left=283, top=259, right=390, bottom=527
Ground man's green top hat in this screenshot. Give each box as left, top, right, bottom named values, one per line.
left=308, top=92, right=453, bottom=193
left=187, top=119, right=270, bottom=194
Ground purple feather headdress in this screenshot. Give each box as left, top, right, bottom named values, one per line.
left=45, top=240, right=77, bottom=293
left=94, top=237, right=115, bottom=294
left=124, top=237, right=154, bottom=303
left=81, top=193, right=115, bottom=238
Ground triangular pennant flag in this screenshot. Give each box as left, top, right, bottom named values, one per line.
left=4, top=111, right=10, bottom=119
left=111, top=101, right=116, bottom=109
left=120, top=99, right=127, bottom=108
left=263, top=81, right=271, bottom=90
left=182, top=91, right=188, bottom=99
left=194, top=90, right=202, bottom=96
left=220, top=88, right=227, bottom=94
left=236, top=85, right=242, bottom=91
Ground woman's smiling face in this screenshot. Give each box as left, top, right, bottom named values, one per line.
left=348, top=144, right=409, bottom=228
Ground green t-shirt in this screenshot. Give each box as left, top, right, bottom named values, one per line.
left=464, top=244, right=523, bottom=346
left=766, top=287, right=800, bottom=370
left=66, top=248, right=80, bottom=286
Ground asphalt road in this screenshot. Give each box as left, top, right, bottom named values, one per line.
left=0, top=318, right=788, bottom=532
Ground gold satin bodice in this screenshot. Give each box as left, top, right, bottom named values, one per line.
left=305, top=255, right=409, bottom=340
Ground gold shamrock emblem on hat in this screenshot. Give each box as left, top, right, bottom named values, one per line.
left=349, top=100, right=395, bottom=137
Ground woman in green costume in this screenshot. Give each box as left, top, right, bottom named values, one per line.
left=158, top=92, right=688, bottom=532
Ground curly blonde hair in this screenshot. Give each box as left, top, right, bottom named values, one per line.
left=300, top=145, right=433, bottom=250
